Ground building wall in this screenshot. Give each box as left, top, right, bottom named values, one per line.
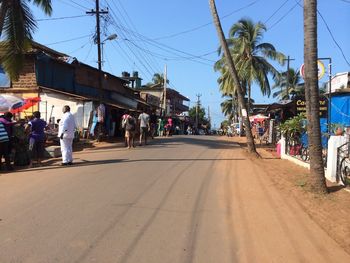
left=40, top=92, right=93, bottom=129
left=11, top=57, right=37, bottom=90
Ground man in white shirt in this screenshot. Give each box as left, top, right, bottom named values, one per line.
left=58, top=105, right=76, bottom=165
left=138, top=110, right=150, bottom=146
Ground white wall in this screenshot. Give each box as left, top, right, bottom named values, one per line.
left=39, top=92, right=93, bottom=129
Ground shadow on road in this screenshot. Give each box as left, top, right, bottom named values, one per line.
left=150, top=135, right=239, bottom=150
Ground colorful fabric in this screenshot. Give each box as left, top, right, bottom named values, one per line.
left=0, top=122, right=9, bottom=142
left=29, top=118, right=47, bottom=141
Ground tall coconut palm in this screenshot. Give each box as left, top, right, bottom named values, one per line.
left=273, top=68, right=302, bottom=99
left=304, top=0, right=327, bottom=193
left=226, top=19, right=285, bottom=113
left=209, top=0, right=258, bottom=156
left=152, top=73, right=169, bottom=85
left=221, top=97, right=235, bottom=120
left=0, top=0, right=52, bottom=80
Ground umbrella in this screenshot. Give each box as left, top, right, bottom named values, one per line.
left=0, top=94, right=40, bottom=114
left=11, top=97, right=41, bottom=114
left=249, top=114, right=270, bottom=122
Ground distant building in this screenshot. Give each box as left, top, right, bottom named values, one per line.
left=0, top=42, right=151, bottom=137
left=137, top=84, right=190, bottom=116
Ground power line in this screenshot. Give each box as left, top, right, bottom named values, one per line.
left=108, top=0, right=163, bottom=75
left=151, top=0, right=261, bottom=41
left=44, top=34, right=93, bottom=45
left=37, top=15, right=89, bottom=21
left=267, top=1, right=300, bottom=30
left=56, top=0, right=87, bottom=11
left=294, top=0, right=350, bottom=67
left=264, top=0, right=290, bottom=24
left=113, top=23, right=216, bottom=64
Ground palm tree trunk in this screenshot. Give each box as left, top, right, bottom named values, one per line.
left=209, top=0, right=258, bottom=155
left=0, top=1, right=8, bottom=37
left=304, top=0, right=328, bottom=193
left=248, top=82, right=251, bottom=114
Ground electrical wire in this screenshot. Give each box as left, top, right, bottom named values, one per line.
left=264, top=0, right=290, bottom=24
left=108, top=1, right=162, bottom=72
left=294, top=0, right=350, bottom=67
left=44, top=34, right=93, bottom=46
left=151, top=0, right=261, bottom=41
left=37, top=15, right=89, bottom=21
left=56, top=0, right=86, bottom=11
left=267, top=1, right=300, bottom=30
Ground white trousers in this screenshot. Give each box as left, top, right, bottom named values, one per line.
left=60, top=138, right=73, bottom=164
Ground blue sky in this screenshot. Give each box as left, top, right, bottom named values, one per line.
left=31, top=0, right=350, bottom=128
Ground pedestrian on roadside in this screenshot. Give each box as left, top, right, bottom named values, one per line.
left=121, top=111, right=130, bottom=147
left=0, top=112, right=14, bottom=170
left=157, top=117, right=164, bottom=137
left=26, top=111, right=47, bottom=167
left=124, top=113, right=136, bottom=149
left=0, top=121, right=12, bottom=171
left=138, top=110, right=150, bottom=146
left=58, top=105, right=76, bottom=166
left=166, top=117, right=173, bottom=137
left=150, top=111, right=157, bottom=139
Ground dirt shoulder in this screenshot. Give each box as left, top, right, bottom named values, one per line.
left=227, top=135, right=350, bottom=254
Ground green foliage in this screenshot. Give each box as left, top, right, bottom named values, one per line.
left=278, top=114, right=306, bottom=141
left=0, top=0, right=52, bottom=80
left=189, top=106, right=208, bottom=125
left=214, top=18, right=285, bottom=98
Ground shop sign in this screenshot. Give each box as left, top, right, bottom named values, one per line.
left=294, top=96, right=328, bottom=118
left=300, top=60, right=325, bottom=80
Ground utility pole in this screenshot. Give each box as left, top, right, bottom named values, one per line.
left=163, top=64, right=167, bottom=117
left=195, top=93, right=202, bottom=130
left=87, top=1, right=108, bottom=141
left=86, top=1, right=108, bottom=102
left=283, top=56, right=295, bottom=99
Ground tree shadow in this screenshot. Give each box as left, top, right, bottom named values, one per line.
left=328, top=185, right=346, bottom=193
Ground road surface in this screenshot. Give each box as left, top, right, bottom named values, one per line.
left=1, top=136, right=349, bottom=262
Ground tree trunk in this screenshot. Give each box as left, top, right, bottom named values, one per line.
left=209, top=0, right=258, bottom=155
left=304, top=0, right=328, bottom=193
left=248, top=81, right=251, bottom=114
left=0, top=1, right=8, bottom=38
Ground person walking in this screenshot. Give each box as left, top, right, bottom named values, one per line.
left=157, top=117, right=164, bottom=137
left=0, top=112, right=14, bottom=170
left=121, top=111, right=130, bottom=147
left=27, top=111, right=47, bottom=167
left=138, top=110, right=150, bottom=146
left=124, top=113, right=136, bottom=149
left=0, top=121, right=12, bottom=171
left=58, top=106, right=76, bottom=165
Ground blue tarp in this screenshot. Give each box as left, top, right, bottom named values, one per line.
left=0, top=67, right=10, bottom=87
left=330, top=94, right=350, bottom=126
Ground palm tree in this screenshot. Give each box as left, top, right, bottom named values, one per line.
left=273, top=68, right=302, bottom=99
left=209, top=0, right=258, bottom=156
left=304, top=0, right=328, bottom=193
left=221, top=97, right=235, bottom=120
left=0, top=0, right=52, bottom=80
left=148, top=73, right=169, bottom=86
left=225, top=19, right=285, bottom=112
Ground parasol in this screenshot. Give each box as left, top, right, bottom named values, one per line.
left=0, top=94, right=40, bottom=114
left=249, top=114, right=270, bottom=122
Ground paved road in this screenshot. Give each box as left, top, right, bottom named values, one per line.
left=1, top=136, right=349, bottom=262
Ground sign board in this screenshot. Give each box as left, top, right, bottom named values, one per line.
left=294, top=96, right=328, bottom=118
left=300, top=60, right=325, bottom=80
left=330, top=72, right=349, bottom=92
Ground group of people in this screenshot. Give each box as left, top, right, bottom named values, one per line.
left=122, top=110, right=150, bottom=149
left=0, top=105, right=76, bottom=171
left=1, top=106, right=182, bottom=171
left=121, top=111, right=176, bottom=149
